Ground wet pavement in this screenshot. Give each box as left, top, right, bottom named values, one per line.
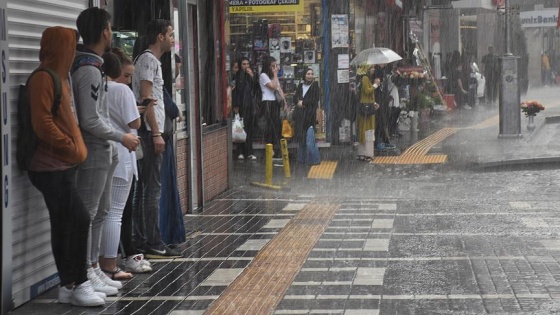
left=10, top=87, right=560, bottom=315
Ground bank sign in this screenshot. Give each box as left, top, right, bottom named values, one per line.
left=229, top=0, right=304, bottom=13
left=520, top=9, right=558, bottom=28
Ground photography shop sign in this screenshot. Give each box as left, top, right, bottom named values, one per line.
left=520, top=9, right=558, bottom=28
left=229, top=0, right=304, bottom=13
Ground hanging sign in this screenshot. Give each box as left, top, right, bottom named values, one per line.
left=229, top=0, right=304, bottom=14
left=520, top=10, right=558, bottom=28
left=0, top=0, right=10, bottom=212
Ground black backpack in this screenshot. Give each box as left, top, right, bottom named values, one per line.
left=16, top=68, right=62, bottom=171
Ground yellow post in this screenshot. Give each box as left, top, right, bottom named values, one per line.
left=265, top=143, right=273, bottom=185
left=281, top=138, right=291, bottom=178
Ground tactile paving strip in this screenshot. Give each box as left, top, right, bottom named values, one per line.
left=204, top=203, right=339, bottom=315
left=372, top=128, right=456, bottom=165
left=308, top=161, right=338, bottom=179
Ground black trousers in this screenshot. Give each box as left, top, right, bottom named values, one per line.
left=120, top=178, right=136, bottom=257
left=262, top=100, right=281, bottom=153
left=28, top=167, right=90, bottom=287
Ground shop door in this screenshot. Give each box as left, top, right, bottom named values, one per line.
left=179, top=0, right=203, bottom=212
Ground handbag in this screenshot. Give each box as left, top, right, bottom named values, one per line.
left=232, top=113, right=247, bottom=143
left=359, top=103, right=376, bottom=117
left=282, top=119, right=293, bottom=139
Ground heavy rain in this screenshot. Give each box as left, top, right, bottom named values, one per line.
left=5, top=0, right=560, bottom=314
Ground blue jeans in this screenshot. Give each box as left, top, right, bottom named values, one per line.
left=133, top=129, right=164, bottom=248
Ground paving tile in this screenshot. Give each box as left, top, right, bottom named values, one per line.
left=263, top=219, right=291, bottom=229
left=199, top=268, right=244, bottom=286
left=353, top=268, right=385, bottom=286
left=236, top=238, right=270, bottom=251
left=283, top=203, right=307, bottom=211
left=371, top=219, right=394, bottom=229
left=363, top=239, right=390, bottom=251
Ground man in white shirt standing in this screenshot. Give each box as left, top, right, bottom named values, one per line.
left=132, top=19, right=181, bottom=258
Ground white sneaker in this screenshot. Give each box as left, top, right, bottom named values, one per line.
left=463, top=105, right=472, bottom=110
left=125, top=254, right=152, bottom=273
left=94, top=266, right=123, bottom=289
left=87, top=268, right=118, bottom=296
left=70, top=281, right=105, bottom=307
left=58, top=286, right=106, bottom=304
left=247, top=155, right=257, bottom=160
left=238, top=154, right=244, bottom=160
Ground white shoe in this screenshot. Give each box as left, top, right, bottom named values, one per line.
left=125, top=254, right=152, bottom=273
left=94, top=266, right=123, bottom=289
left=58, top=286, right=106, bottom=304
left=463, top=105, right=472, bottom=110
left=238, top=154, right=244, bottom=160
left=87, top=268, right=118, bottom=296
left=70, top=281, right=105, bottom=307
left=247, top=155, right=257, bottom=160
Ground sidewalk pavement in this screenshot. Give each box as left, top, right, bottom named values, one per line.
left=441, top=94, right=560, bottom=170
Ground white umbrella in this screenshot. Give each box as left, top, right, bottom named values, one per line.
left=350, top=47, right=403, bottom=66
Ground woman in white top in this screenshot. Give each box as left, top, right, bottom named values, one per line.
left=98, top=50, right=143, bottom=280
left=259, top=56, right=288, bottom=156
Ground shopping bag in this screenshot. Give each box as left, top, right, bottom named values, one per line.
left=306, top=126, right=320, bottom=165
left=232, top=113, right=247, bottom=143
left=282, top=119, right=293, bottom=139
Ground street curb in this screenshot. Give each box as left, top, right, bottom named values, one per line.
left=474, top=115, right=560, bottom=170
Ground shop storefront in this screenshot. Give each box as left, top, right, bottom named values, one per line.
left=224, top=0, right=417, bottom=146
left=2, top=0, right=231, bottom=312
left=225, top=0, right=329, bottom=144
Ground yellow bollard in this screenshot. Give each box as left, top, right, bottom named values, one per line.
left=265, top=143, right=273, bottom=185
left=281, top=139, right=291, bottom=179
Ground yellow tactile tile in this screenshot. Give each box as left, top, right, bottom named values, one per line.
left=372, top=128, right=456, bottom=165
left=308, top=161, right=338, bottom=179
left=204, top=203, right=339, bottom=315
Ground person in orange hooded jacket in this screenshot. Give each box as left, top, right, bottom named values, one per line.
left=26, top=26, right=105, bottom=307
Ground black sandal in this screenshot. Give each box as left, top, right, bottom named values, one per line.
left=102, top=267, right=133, bottom=280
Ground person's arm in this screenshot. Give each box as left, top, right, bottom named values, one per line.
left=72, top=66, right=124, bottom=142
left=30, top=73, right=79, bottom=158
left=295, top=84, right=303, bottom=107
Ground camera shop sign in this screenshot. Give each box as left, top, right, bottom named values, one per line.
left=229, top=0, right=304, bottom=13
left=520, top=9, right=558, bottom=28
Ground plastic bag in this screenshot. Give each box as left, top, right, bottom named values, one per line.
left=282, top=119, right=293, bottom=139
left=232, top=113, right=247, bottom=143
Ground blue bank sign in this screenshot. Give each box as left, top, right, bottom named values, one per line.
left=520, top=9, right=558, bottom=28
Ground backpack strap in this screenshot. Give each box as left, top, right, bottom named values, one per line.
left=29, top=68, right=62, bottom=116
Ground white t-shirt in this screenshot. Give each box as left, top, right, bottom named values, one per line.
left=259, top=73, right=276, bottom=101
left=107, top=81, right=140, bottom=180
left=133, top=50, right=164, bottom=133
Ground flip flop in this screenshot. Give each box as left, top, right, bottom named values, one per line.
left=102, top=267, right=133, bottom=280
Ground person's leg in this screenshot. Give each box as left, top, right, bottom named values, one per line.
left=76, top=144, right=112, bottom=267
left=120, top=178, right=135, bottom=258
left=90, top=148, right=118, bottom=268
left=244, top=110, right=255, bottom=157
left=142, top=132, right=164, bottom=248
left=270, top=101, right=282, bottom=154
left=28, top=168, right=90, bottom=286
left=99, top=175, right=133, bottom=275
left=133, top=129, right=148, bottom=250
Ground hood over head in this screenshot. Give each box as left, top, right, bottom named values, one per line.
left=39, top=26, right=78, bottom=78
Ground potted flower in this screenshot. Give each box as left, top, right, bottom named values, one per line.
left=520, top=100, right=545, bottom=131
left=520, top=100, right=545, bottom=116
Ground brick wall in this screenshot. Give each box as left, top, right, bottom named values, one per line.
left=176, top=138, right=189, bottom=215
left=203, top=126, right=229, bottom=202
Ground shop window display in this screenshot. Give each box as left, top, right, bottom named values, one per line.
left=226, top=0, right=324, bottom=144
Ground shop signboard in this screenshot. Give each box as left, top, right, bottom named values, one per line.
left=229, top=0, right=304, bottom=14
left=520, top=9, right=558, bottom=28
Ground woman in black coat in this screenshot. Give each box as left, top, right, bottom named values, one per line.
left=293, top=68, right=321, bottom=164
left=232, top=57, right=259, bottom=160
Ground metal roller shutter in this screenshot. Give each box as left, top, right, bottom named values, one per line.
left=6, top=0, right=87, bottom=308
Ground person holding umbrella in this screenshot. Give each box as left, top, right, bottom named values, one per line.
left=356, top=66, right=380, bottom=161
